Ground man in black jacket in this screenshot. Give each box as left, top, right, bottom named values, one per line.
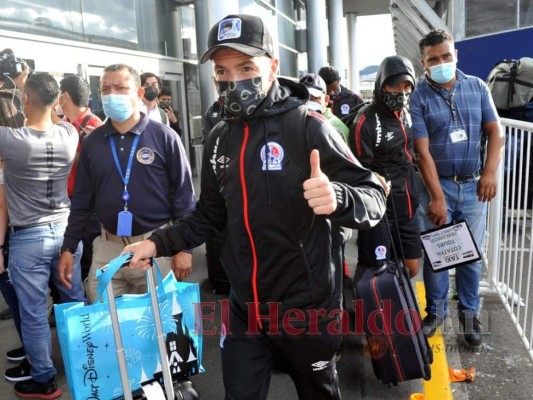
left=124, top=14, right=387, bottom=400
left=319, top=65, right=364, bottom=120
left=348, top=55, right=422, bottom=278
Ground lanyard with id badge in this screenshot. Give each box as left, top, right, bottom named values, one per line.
left=435, top=85, right=468, bottom=144
left=109, top=134, right=140, bottom=237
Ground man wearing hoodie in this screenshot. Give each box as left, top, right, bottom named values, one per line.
left=349, top=55, right=422, bottom=278
left=123, top=14, right=387, bottom=400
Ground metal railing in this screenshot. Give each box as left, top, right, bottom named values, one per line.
left=485, top=117, right=533, bottom=361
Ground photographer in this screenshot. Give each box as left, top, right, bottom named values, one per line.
left=0, top=51, right=30, bottom=383
left=0, top=48, right=29, bottom=92
left=0, top=49, right=30, bottom=130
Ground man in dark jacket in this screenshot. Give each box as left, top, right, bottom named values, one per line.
left=58, top=64, right=195, bottom=303
left=124, top=14, right=387, bottom=400
left=348, top=55, right=422, bottom=278
left=319, top=65, right=364, bottom=120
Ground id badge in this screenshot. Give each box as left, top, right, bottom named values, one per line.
left=450, top=129, right=467, bottom=143
left=117, top=211, right=133, bottom=237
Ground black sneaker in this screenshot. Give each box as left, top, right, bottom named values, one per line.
left=14, top=377, right=62, bottom=400
left=0, top=308, right=12, bottom=320
left=459, top=314, right=482, bottom=346
left=6, top=346, right=25, bottom=362
left=422, top=314, right=444, bottom=337
left=5, top=358, right=31, bottom=382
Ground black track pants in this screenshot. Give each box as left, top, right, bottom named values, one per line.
left=221, top=300, right=342, bottom=400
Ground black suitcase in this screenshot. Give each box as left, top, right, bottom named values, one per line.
left=354, top=260, right=432, bottom=385
left=205, top=230, right=231, bottom=295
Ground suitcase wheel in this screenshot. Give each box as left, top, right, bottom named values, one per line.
left=174, top=379, right=200, bottom=400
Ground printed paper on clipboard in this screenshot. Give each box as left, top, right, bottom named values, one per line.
left=420, top=219, right=481, bottom=272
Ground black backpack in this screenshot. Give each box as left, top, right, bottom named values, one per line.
left=339, top=102, right=371, bottom=128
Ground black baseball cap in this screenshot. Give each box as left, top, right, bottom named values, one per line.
left=300, top=73, right=327, bottom=97
left=201, top=14, right=274, bottom=64
left=386, top=73, right=415, bottom=88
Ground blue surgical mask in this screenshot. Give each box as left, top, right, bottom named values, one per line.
left=102, top=94, right=134, bottom=122
left=428, top=61, right=456, bottom=84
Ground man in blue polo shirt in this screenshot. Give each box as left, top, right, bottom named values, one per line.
left=58, top=64, right=195, bottom=303
left=410, top=30, right=504, bottom=346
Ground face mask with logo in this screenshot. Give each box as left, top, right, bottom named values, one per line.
left=382, top=90, right=411, bottom=112
left=143, top=86, right=158, bottom=101
left=216, top=77, right=267, bottom=118
left=102, top=94, right=134, bottom=122
left=428, top=61, right=456, bottom=84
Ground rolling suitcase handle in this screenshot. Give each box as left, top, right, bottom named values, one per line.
left=106, top=271, right=134, bottom=400
left=147, top=264, right=175, bottom=400
left=375, top=185, right=410, bottom=282
left=106, top=257, right=174, bottom=400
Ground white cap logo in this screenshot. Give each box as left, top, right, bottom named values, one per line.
left=217, top=18, right=242, bottom=41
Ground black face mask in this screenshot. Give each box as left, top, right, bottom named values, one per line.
left=382, top=90, right=410, bottom=112
left=216, top=77, right=266, bottom=118
left=329, top=88, right=341, bottom=101
left=143, top=86, right=158, bottom=101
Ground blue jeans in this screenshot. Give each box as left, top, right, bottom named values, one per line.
left=0, top=270, right=22, bottom=343
left=8, top=222, right=85, bottom=382
left=417, top=179, right=487, bottom=318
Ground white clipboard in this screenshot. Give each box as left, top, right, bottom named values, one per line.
left=420, top=219, right=481, bottom=272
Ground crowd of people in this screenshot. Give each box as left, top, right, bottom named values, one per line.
left=0, top=12, right=503, bottom=400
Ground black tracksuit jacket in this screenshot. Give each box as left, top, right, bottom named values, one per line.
left=330, top=85, right=364, bottom=119
left=348, top=59, right=420, bottom=219
left=150, top=78, right=386, bottom=323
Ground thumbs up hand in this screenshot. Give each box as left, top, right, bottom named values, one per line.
left=303, top=149, right=337, bottom=215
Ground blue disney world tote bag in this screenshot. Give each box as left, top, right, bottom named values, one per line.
left=55, top=254, right=204, bottom=400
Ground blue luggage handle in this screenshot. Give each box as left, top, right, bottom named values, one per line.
left=95, top=253, right=164, bottom=301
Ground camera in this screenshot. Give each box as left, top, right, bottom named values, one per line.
left=0, top=48, right=24, bottom=81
